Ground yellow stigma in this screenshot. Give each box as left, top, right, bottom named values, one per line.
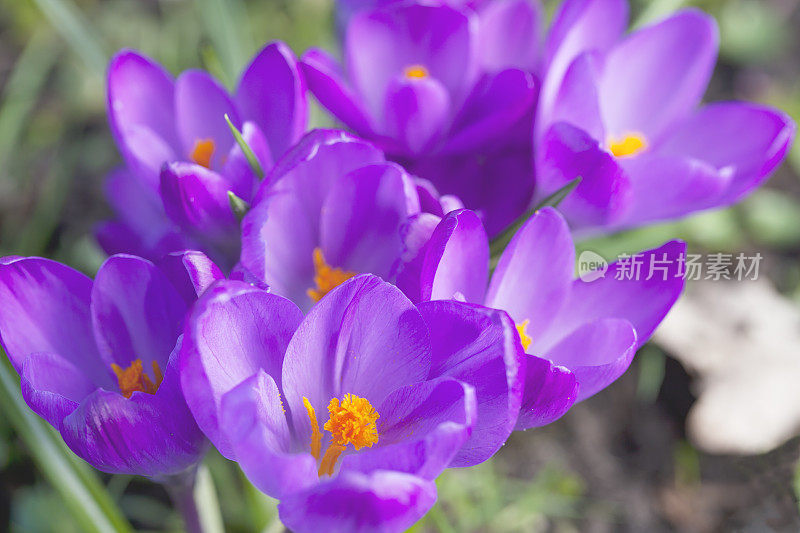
left=516, top=320, right=532, bottom=351
left=111, top=359, right=163, bottom=399
left=608, top=132, right=647, bottom=158
left=190, top=138, right=215, bottom=168
left=307, top=248, right=357, bottom=303
left=305, top=393, right=380, bottom=476
left=403, top=64, right=429, bottom=79
left=324, top=394, right=379, bottom=450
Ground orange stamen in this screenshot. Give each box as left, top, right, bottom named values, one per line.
left=303, top=397, right=322, bottom=461
left=403, top=65, right=429, bottom=79
left=111, top=359, right=163, bottom=399
left=608, top=132, right=647, bottom=158
left=304, top=393, right=379, bottom=477
left=190, top=138, right=215, bottom=168
left=516, top=320, right=532, bottom=351
left=318, top=444, right=346, bottom=477
left=307, top=248, right=357, bottom=303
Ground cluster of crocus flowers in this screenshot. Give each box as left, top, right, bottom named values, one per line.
left=0, top=0, right=795, bottom=531
left=326, top=0, right=794, bottom=236
left=302, top=1, right=540, bottom=235
left=98, top=42, right=307, bottom=269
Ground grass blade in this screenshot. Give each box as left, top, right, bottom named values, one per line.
left=0, top=29, right=59, bottom=176
left=194, top=0, right=251, bottom=86
left=30, top=0, right=108, bottom=75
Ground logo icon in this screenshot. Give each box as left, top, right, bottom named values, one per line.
left=577, top=250, right=608, bottom=282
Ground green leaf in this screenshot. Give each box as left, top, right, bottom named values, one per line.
left=489, top=177, right=581, bottom=260
left=228, top=191, right=251, bottom=221
left=225, top=114, right=265, bottom=180
left=0, top=354, right=133, bottom=533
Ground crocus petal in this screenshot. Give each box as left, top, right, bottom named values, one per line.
left=320, top=163, right=419, bottom=280
left=155, top=251, right=224, bottom=305
left=657, top=102, right=796, bottom=204
left=617, top=153, right=730, bottom=227
left=418, top=209, right=489, bottom=303
left=300, top=48, right=375, bottom=135
left=599, top=9, right=718, bottom=141
left=536, top=121, right=631, bottom=229
left=446, top=68, right=537, bottom=153
left=278, top=470, right=437, bottom=533
left=222, top=121, right=273, bottom=202
left=282, top=275, right=430, bottom=451
left=237, top=41, right=308, bottom=160
left=538, top=240, right=687, bottom=350
left=539, top=0, right=628, bottom=131
left=346, top=3, right=476, bottom=117
left=418, top=300, right=524, bottom=466
left=487, top=207, right=574, bottom=340
left=545, top=318, right=637, bottom=402
left=411, top=145, right=535, bottom=237
left=159, top=162, right=238, bottom=239
left=221, top=370, right=318, bottom=498
left=180, top=280, right=303, bottom=458
left=515, top=355, right=577, bottom=430
left=382, top=76, right=451, bottom=155
left=102, top=168, right=179, bottom=253
left=542, top=51, right=605, bottom=142
left=478, top=0, right=541, bottom=72
left=253, top=129, right=385, bottom=207
left=91, top=254, right=187, bottom=371
left=61, top=345, right=205, bottom=476
left=240, top=193, right=317, bottom=305
left=0, top=258, right=111, bottom=387
left=175, top=69, right=240, bottom=164
left=342, top=378, right=475, bottom=478
left=394, top=213, right=442, bottom=303
left=20, top=352, right=95, bottom=429
left=95, top=221, right=151, bottom=261
left=107, top=50, right=179, bottom=184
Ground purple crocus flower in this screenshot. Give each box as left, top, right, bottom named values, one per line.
left=98, top=42, right=307, bottom=268
left=239, top=129, right=424, bottom=311
left=180, top=273, right=545, bottom=531
left=0, top=251, right=223, bottom=476
left=301, top=1, right=542, bottom=235
left=397, top=207, right=685, bottom=427
left=536, top=0, right=795, bottom=233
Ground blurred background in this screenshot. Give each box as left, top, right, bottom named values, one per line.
left=0, top=0, right=799, bottom=531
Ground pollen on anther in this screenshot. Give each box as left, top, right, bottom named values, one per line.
left=112, top=359, right=163, bottom=399
left=190, top=138, right=215, bottom=168
left=307, top=248, right=357, bottom=303
left=403, top=64, right=429, bottom=79
left=608, top=133, right=647, bottom=158
left=516, top=320, right=532, bottom=351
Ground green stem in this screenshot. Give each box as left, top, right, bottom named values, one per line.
left=0, top=355, right=132, bottom=533
left=164, top=464, right=225, bottom=533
